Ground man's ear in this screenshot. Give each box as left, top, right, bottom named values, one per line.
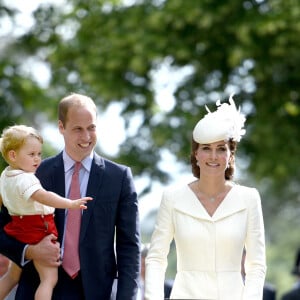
left=58, top=120, right=64, bottom=134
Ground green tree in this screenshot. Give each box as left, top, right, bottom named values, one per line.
left=0, top=2, right=58, bottom=166
left=14, top=0, right=299, bottom=196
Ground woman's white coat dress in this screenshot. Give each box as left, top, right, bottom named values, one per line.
left=145, top=184, right=266, bottom=300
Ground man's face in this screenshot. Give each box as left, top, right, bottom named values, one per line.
left=59, top=105, right=97, bottom=161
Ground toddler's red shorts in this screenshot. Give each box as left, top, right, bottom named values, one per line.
left=4, top=214, right=58, bottom=244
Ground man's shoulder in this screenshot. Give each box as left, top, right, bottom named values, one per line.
left=37, top=153, right=63, bottom=175
left=41, top=152, right=62, bottom=165
left=97, top=155, right=129, bottom=172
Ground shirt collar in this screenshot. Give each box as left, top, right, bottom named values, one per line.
left=63, top=150, right=93, bottom=173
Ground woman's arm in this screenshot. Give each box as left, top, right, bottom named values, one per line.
left=243, top=188, right=266, bottom=299
left=145, top=189, right=174, bottom=300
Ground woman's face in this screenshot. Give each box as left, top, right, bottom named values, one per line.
left=194, top=140, right=231, bottom=178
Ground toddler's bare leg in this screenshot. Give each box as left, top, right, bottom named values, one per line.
left=33, top=260, right=58, bottom=300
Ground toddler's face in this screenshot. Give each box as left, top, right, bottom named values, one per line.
left=13, top=136, right=42, bottom=172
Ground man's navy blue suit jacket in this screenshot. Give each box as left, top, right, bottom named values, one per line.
left=0, top=152, right=140, bottom=300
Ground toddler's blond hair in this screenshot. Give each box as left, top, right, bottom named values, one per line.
left=0, top=125, right=43, bottom=164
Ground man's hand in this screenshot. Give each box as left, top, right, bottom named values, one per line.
left=25, top=234, right=61, bottom=267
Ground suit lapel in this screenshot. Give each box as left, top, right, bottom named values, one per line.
left=80, top=153, right=104, bottom=241
left=52, top=153, right=66, bottom=197
left=52, top=153, right=67, bottom=243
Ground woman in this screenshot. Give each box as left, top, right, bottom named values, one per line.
left=145, top=95, right=266, bottom=300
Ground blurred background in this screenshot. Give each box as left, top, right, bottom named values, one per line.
left=0, top=0, right=299, bottom=298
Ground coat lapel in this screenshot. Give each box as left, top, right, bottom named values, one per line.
left=174, top=185, right=212, bottom=221
left=211, top=185, right=246, bottom=221
left=174, top=185, right=246, bottom=222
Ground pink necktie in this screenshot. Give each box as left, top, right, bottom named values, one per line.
left=62, top=162, right=82, bottom=278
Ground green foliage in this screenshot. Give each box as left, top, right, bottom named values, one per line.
left=19, top=0, right=299, bottom=196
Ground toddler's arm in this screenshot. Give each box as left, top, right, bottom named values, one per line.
left=31, top=189, right=92, bottom=210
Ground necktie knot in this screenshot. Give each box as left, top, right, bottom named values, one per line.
left=73, top=161, right=81, bottom=174
left=69, top=162, right=81, bottom=199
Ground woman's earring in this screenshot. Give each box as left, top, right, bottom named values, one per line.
left=226, top=161, right=231, bottom=169
left=226, top=157, right=232, bottom=169
left=196, top=161, right=200, bottom=166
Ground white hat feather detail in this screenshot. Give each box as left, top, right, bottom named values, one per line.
left=193, top=94, right=246, bottom=144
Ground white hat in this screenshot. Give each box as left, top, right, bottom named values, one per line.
left=193, top=94, right=246, bottom=144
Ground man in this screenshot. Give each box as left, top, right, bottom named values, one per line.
left=263, top=282, right=276, bottom=300
left=0, top=93, right=140, bottom=299
left=281, top=248, right=300, bottom=300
